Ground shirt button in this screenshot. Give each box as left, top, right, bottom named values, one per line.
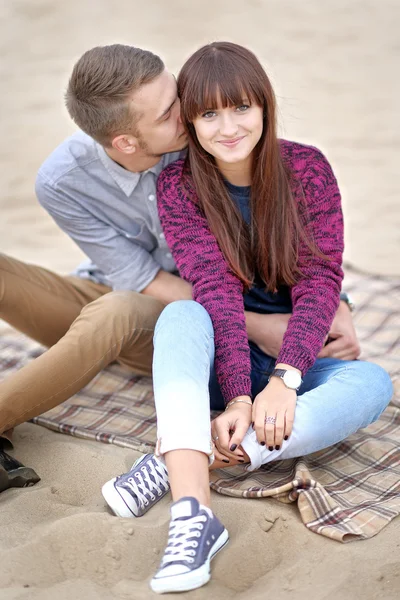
left=159, top=233, right=165, bottom=239
left=148, top=194, right=155, bottom=201
left=166, top=253, right=172, bottom=258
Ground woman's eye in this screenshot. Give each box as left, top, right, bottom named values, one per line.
left=202, top=111, right=216, bottom=119
left=236, top=104, right=250, bottom=112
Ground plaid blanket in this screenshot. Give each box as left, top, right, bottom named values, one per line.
left=0, top=268, right=399, bottom=542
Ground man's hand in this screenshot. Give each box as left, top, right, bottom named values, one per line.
left=318, top=301, right=361, bottom=360
left=141, top=270, right=192, bottom=304
left=246, top=301, right=360, bottom=362
left=245, top=312, right=290, bottom=358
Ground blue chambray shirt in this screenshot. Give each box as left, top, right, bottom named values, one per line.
left=36, top=131, right=183, bottom=291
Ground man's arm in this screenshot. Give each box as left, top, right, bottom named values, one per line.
left=246, top=301, right=360, bottom=361
left=141, top=270, right=192, bottom=304
left=36, top=174, right=162, bottom=292
left=318, top=300, right=360, bottom=360
left=245, top=312, right=291, bottom=358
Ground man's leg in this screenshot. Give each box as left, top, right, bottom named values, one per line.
left=0, top=284, right=165, bottom=434
left=0, top=253, right=112, bottom=489
left=0, top=253, right=111, bottom=441
left=0, top=253, right=110, bottom=347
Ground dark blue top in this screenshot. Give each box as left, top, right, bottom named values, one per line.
left=225, top=180, right=292, bottom=314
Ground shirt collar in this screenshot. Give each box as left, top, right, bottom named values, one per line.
left=96, top=144, right=167, bottom=197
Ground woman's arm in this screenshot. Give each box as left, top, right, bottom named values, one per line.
left=157, top=160, right=252, bottom=404
left=276, top=147, right=344, bottom=375
left=251, top=147, right=345, bottom=449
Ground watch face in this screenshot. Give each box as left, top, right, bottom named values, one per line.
left=283, top=370, right=302, bottom=389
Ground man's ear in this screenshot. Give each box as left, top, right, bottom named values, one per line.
left=111, top=134, right=138, bottom=155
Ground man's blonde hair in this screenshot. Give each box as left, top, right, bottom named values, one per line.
left=65, top=44, right=164, bottom=147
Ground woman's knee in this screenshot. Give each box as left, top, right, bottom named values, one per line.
left=347, top=360, right=393, bottom=413
left=289, top=361, right=393, bottom=452
left=155, top=300, right=213, bottom=337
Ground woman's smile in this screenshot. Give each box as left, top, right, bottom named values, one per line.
left=217, top=136, right=246, bottom=148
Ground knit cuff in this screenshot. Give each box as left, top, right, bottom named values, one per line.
left=220, top=375, right=252, bottom=406
left=276, top=347, right=315, bottom=377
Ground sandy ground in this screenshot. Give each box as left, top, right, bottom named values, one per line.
left=1, top=423, right=400, bottom=600
left=0, top=1, right=400, bottom=599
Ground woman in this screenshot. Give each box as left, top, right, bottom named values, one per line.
left=103, top=42, right=393, bottom=594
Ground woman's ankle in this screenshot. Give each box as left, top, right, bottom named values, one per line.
left=165, top=449, right=211, bottom=508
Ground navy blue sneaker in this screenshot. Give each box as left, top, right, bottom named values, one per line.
left=102, top=454, right=169, bottom=517
left=150, top=496, right=229, bottom=594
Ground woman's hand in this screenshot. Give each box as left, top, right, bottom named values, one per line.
left=211, top=397, right=252, bottom=463
left=252, top=378, right=297, bottom=449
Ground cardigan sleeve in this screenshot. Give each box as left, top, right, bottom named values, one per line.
left=276, top=148, right=344, bottom=374
left=157, top=160, right=252, bottom=403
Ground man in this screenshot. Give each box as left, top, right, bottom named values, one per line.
left=0, top=44, right=359, bottom=492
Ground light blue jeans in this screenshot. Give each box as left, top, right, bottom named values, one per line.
left=153, top=301, right=393, bottom=470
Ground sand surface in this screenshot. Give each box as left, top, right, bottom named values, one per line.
left=2, top=424, right=400, bottom=600
left=0, top=1, right=399, bottom=599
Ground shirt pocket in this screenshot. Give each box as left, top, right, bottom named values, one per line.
left=119, top=222, right=153, bottom=249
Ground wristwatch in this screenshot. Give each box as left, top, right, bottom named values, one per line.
left=269, top=369, right=302, bottom=391
left=340, top=292, right=356, bottom=313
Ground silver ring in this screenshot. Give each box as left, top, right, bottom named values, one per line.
left=265, top=416, right=276, bottom=425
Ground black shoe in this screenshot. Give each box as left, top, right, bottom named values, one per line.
left=0, top=450, right=40, bottom=493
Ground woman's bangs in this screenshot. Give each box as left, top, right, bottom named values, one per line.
left=183, top=67, right=259, bottom=122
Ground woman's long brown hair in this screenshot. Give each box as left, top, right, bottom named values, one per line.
left=178, top=41, right=313, bottom=291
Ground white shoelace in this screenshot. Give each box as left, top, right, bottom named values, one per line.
left=161, top=515, right=207, bottom=565
left=124, top=461, right=169, bottom=509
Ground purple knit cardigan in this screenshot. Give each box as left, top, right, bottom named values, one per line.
left=157, top=140, right=344, bottom=403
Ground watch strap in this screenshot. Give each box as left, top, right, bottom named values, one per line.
left=270, top=368, right=287, bottom=379
left=269, top=368, right=302, bottom=390
left=340, top=292, right=355, bottom=312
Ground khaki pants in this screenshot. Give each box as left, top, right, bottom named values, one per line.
left=0, top=253, right=165, bottom=439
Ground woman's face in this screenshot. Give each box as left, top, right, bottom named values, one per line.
left=192, top=98, right=263, bottom=168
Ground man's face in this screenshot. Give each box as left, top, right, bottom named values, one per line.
left=131, top=69, right=187, bottom=157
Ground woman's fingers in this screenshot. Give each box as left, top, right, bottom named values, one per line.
left=211, top=431, right=244, bottom=462
left=264, top=414, right=276, bottom=449
left=212, top=415, right=235, bottom=456
left=211, top=423, right=244, bottom=462
left=211, top=405, right=251, bottom=459
left=213, top=446, right=232, bottom=464
left=214, top=443, right=244, bottom=462
left=254, top=407, right=294, bottom=449
left=284, top=409, right=294, bottom=440
left=253, top=402, right=266, bottom=444
left=228, top=419, right=251, bottom=453
left=273, top=411, right=286, bottom=448
left=253, top=417, right=266, bottom=446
